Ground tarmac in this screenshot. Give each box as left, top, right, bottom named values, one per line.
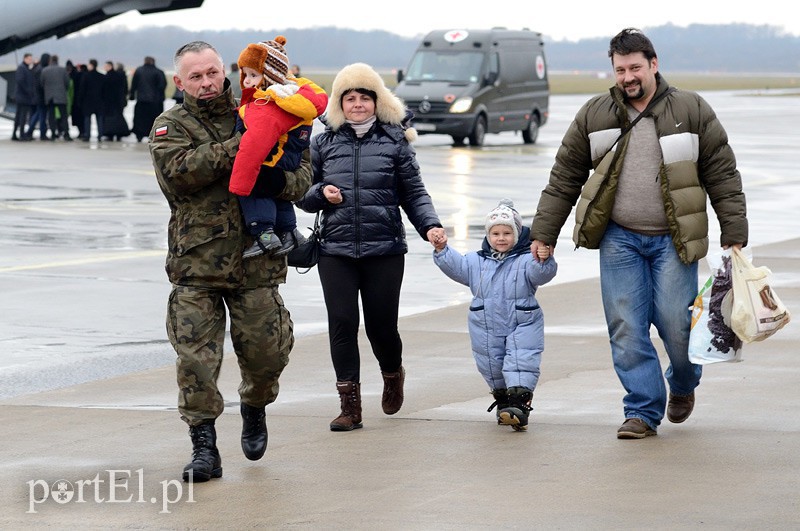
left=2, top=236, right=798, bottom=529
left=2, top=92, right=800, bottom=529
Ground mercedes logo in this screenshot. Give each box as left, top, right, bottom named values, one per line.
left=418, top=100, right=431, bottom=113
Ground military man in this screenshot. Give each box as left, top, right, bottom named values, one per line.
left=149, top=41, right=312, bottom=482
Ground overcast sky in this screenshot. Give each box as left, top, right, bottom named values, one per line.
left=88, top=0, right=799, bottom=42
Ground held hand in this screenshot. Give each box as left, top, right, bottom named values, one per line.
left=723, top=243, right=744, bottom=252
left=531, top=239, right=553, bottom=263
left=323, top=185, right=343, bottom=204
left=536, top=245, right=551, bottom=261
left=427, top=227, right=447, bottom=251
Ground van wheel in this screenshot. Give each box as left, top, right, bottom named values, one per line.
left=452, top=136, right=466, bottom=146
left=522, top=116, right=540, bottom=144
left=468, top=116, right=486, bottom=147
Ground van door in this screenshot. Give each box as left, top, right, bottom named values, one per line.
left=494, top=48, right=532, bottom=132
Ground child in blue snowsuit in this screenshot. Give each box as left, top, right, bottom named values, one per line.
left=433, top=199, right=557, bottom=431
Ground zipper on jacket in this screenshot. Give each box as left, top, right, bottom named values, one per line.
left=353, top=141, right=361, bottom=257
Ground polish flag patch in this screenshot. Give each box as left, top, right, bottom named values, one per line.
left=154, top=126, right=168, bottom=137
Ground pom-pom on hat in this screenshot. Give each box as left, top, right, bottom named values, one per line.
left=485, top=198, right=523, bottom=242
left=237, top=35, right=290, bottom=88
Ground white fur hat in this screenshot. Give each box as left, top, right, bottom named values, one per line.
left=485, top=198, right=523, bottom=242
left=325, top=62, right=416, bottom=141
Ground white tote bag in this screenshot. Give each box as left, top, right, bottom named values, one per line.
left=730, top=248, right=791, bottom=343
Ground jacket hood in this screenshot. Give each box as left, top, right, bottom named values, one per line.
left=480, top=226, right=532, bottom=259
left=324, top=62, right=417, bottom=142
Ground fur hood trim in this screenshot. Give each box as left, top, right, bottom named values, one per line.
left=325, top=62, right=416, bottom=141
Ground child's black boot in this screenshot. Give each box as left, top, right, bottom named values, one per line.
left=498, top=386, right=533, bottom=431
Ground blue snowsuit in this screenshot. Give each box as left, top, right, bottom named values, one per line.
left=433, top=227, right=557, bottom=391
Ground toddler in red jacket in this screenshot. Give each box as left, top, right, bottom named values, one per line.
left=231, top=36, right=328, bottom=258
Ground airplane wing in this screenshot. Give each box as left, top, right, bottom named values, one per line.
left=0, top=0, right=204, bottom=56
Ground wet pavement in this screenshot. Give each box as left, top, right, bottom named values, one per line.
left=1, top=90, right=799, bottom=528
left=1, top=91, right=800, bottom=398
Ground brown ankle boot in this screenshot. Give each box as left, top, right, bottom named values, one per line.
left=330, top=381, right=362, bottom=431
left=381, top=366, right=405, bottom=415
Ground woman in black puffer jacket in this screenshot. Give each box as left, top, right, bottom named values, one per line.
left=297, top=62, right=447, bottom=432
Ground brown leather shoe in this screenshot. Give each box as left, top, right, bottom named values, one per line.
left=381, top=366, right=405, bottom=415
left=617, top=418, right=657, bottom=439
left=667, top=391, right=695, bottom=423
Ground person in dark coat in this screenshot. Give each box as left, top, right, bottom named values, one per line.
left=129, top=55, right=166, bottom=141
left=296, top=62, right=446, bottom=432
left=40, top=54, right=72, bottom=141
left=26, top=52, right=50, bottom=140
left=101, top=61, right=130, bottom=140
left=12, top=53, right=35, bottom=141
left=77, top=59, right=105, bottom=141
left=68, top=61, right=86, bottom=139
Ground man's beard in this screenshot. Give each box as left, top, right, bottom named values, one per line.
left=622, top=82, right=645, bottom=101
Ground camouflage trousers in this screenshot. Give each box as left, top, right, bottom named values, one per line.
left=167, top=284, right=294, bottom=426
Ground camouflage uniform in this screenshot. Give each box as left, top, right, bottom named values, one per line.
left=149, top=84, right=311, bottom=426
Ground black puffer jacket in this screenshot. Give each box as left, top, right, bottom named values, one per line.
left=297, top=116, right=441, bottom=258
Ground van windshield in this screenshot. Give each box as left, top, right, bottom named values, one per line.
left=404, top=51, right=485, bottom=83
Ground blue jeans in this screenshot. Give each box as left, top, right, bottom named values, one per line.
left=599, top=221, right=701, bottom=429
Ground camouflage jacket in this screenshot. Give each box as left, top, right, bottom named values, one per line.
left=149, top=85, right=312, bottom=288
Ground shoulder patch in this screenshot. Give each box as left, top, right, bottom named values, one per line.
left=154, top=125, right=168, bottom=137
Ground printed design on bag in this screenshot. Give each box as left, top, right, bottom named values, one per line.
left=749, top=281, right=787, bottom=327
left=758, top=285, right=778, bottom=311
left=690, top=292, right=704, bottom=328
left=708, top=255, right=741, bottom=353
left=731, top=248, right=791, bottom=342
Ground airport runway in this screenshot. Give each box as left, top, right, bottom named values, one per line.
left=1, top=90, right=799, bottom=528
left=1, top=91, right=799, bottom=397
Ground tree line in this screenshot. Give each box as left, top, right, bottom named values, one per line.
left=2, top=23, right=798, bottom=74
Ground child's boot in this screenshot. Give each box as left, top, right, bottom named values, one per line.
left=487, top=388, right=509, bottom=424
left=243, top=229, right=281, bottom=259
left=273, top=228, right=308, bottom=258
left=498, top=386, right=533, bottom=431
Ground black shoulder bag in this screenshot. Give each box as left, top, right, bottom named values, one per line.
left=286, top=212, right=321, bottom=273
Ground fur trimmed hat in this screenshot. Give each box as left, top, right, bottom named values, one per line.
left=485, top=199, right=523, bottom=242
left=325, top=62, right=416, bottom=141
left=237, top=35, right=290, bottom=88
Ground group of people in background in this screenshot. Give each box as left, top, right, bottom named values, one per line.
left=11, top=53, right=168, bottom=143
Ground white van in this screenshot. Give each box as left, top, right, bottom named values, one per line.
left=395, top=28, right=549, bottom=146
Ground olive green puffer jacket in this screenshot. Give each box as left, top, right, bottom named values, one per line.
left=532, top=75, right=747, bottom=264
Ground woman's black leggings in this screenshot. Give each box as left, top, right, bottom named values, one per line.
left=318, top=254, right=405, bottom=382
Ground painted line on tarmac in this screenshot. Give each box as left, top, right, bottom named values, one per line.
left=0, top=250, right=165, bottom=273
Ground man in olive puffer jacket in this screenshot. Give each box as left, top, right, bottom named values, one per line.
left=530, top=28, right=748, bottom=440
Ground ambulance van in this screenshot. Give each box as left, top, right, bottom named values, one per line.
left=395, top=28, right=549, bottom=146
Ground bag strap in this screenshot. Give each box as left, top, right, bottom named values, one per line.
left=601, top=86, right=678, bottom=179
left=613, top=86, right=676, bottom=146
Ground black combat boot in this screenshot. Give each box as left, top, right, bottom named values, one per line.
left=240, top=402, right=267, bottom=461
left=498, top=386, right=533, bottom=432
left=486, top=388, right=510, bottom=424
left=183, top=422, right=222, bottom=482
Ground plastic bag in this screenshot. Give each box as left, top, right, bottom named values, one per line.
left=730, top=248, right=791, bottom=343
left=688, top=250, right=743, bottom=364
